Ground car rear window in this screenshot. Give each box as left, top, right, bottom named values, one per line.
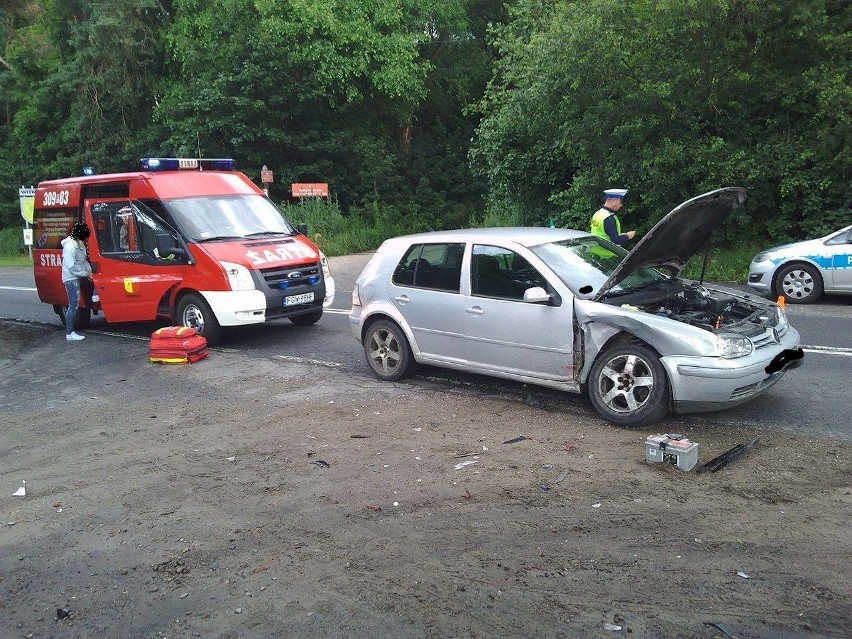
left=392, top=243, right=464, bottom=292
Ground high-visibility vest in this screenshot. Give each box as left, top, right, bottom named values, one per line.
left=590, top=207, right=620, bottom=241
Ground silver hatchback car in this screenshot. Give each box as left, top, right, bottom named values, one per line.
left=350, top=188, right=803, bottom=426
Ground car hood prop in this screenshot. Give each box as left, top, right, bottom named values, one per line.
left=593, top=187, right=747, bottom=301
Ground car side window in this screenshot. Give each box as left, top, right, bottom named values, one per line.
left=471, top=245, right=549, bottom=300
left=392, top=243, right=464, bottom=292
left=90, top=201, right=140, bottom=255
left=825, top=229, right=852, bottom=246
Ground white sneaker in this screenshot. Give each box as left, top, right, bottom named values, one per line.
left=66, top=332, right=85, bottom=341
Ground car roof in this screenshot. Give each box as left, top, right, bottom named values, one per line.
left=384, top=227, right=590, bottom=248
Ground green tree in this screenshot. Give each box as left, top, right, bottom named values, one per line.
left=472, top=0, right=851, bottom=241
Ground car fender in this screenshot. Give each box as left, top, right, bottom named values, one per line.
left=574, top=300, right=716, bottom=384
left=358, top=300, right=423, bottom=360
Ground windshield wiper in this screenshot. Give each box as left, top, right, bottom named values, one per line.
left=195, top=235, right=244, bottom=243
left=244, top=231, right=294, bottom=237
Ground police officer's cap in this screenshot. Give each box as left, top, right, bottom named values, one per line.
left=604, top=188, right=628, bottom=199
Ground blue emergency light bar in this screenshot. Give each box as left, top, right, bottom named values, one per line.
left=140, top=158, right=237, bottom=171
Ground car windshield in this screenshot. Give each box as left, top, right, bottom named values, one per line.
left=530, top=237, right=667, bottom=295
left=162, top=194, right=295, bottom=242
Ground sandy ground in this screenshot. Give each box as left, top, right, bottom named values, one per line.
left=0, top=320, right=850, bottom=639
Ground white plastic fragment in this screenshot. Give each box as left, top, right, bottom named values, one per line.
left=454, top=459, right=479, bottom=470
left=737, top=571, right=750, bottom=579
left=12, top=480, right=26, bottom=497
left=226, top=456, right=236, bottom=462
left=592, top=503, right=602, bottom=508
left=604, top=623, right=622, bottom=631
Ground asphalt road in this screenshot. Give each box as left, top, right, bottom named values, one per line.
left=2, top=254, right=851, bottom=441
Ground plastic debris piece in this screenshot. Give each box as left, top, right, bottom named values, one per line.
left=226, top=456, right=236, bottom=462
left=56, top=608, right=71, bottom=619
left=592, top=503, right=602, bottom=508
left=604, top=623, right=622, bottom=631
left=703, top=621, right=738, bottom=638
left=454, top=459, right=479, bottom=470
left=737, top=571, right=750, bottom=579
left=350, top=434, right=369, bottom=439
left=312, top=460, right=331, bottom=468
left=502, top=436, right=528, bottom=444
left=13, top=481, right=26, bottom=497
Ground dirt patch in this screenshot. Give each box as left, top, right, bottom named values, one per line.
left=0, top=320, right=849, bottom=638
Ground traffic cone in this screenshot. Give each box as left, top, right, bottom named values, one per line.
left=776, top=295, right=786, bottom=309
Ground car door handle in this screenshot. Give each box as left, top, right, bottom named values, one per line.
left=466, top=306, right=484, bottom=315
left=394, top=295, right=410, bottom=304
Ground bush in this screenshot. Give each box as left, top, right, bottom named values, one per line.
left=0, top=227, right=29, bottom=257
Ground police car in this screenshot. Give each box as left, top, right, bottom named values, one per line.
left=747, top=223, right=852, bottom=303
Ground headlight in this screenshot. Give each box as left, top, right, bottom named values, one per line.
left=752, top=252, right=770, bottom=263
left=320, top=251, right=331, bottom=279
left=716, top=334, right=754, bottom=358
left=220, top=261, right=256, bottom=291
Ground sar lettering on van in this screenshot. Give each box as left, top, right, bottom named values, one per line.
left=39, top=253, right=62, bottom=267
left=245, top=244, right=318, bottom=265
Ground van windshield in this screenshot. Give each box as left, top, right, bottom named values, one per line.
left=163, top=194, right=295, bottom=242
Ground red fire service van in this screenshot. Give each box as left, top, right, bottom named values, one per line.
left=33, top=158, right=335, bottom=343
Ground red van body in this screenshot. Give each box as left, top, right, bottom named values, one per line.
left=33, top=158, right=335, bottom=342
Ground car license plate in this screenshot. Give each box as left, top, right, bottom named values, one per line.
left=284, top=292, right=314, bottom=306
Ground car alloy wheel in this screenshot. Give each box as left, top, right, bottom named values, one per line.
left=364, top=319, right=416, bottom=382
left=588, top=343, right=669, bottom=426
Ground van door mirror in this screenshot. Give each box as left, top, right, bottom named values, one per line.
left=156, top=233, right=185, bottom=259
left=296, top=223, right=308, bottom=235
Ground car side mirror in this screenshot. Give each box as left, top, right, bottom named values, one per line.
left=296, top=223, right=308, bottom=235
left=156, top=233, right=185, bottom=258
left=523, top=287, right=551, bottom=304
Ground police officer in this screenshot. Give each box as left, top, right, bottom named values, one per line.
left=590, top=188, right=636, bottom=245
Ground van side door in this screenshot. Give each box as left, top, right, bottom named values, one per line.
left=86, top=199, right=186, bottom=323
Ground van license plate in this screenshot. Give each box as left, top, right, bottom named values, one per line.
left=284, top=292, right=314, bottom=306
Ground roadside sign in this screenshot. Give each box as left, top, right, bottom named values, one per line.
left=261, top=165, right=273, bottom=184
left=292, top=183, right=329, bottom=198
left=23, top=228, right=33, bottom=246
left=19, top=186, right=35, bottom=224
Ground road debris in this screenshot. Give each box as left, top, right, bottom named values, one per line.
left=703, top=621, right=738, bottom=638
left=312, top=460, right=331, bottom=468
left=697, top=438, right=761, bottom=473
left=12, top=480, right=26, bottom=496
left=503, top=436, right=528, bottom=444
left=454, top=459, right=479, bottom=470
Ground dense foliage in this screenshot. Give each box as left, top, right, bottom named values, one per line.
left=472, top=0, right=851, bottom=240
left=1, top=0, right=849, bottom=248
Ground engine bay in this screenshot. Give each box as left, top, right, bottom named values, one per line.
left=616, top=281, right=776, bottom=334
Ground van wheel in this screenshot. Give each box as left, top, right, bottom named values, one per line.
left=289, top=309, right=323, bottom=326
left=56, top=305, right=91, bottom=331
left=363, top=319, right=417, bottom=382
left=177, top=293, right=222, bottom=344
left=587, top=343, right=669, bottom=427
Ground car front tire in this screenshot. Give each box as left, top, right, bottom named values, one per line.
left=773, top=262, right=823, bottom=304
left=177, top=293, right=222, bottom=344
left=363, top=319, right=417, bottom=382
left=587, top=342, right=669, bottom=427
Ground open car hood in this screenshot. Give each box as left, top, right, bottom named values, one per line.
left=593, top=187, right=747, bottom=301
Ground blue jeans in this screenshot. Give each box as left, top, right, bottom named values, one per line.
left=64, top=278, right=81, bottom=335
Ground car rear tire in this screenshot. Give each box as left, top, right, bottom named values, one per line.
left=773, top=262, right=823, bottom=304
left=55, top=304, right=91, bottom=331
left=363, top=319, right=417, bottom=382
left=587, top=342, right=669, bottom=427
left=289, top=309, right=323, bottom=326
left=177, top=293, right=222, bottom=344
